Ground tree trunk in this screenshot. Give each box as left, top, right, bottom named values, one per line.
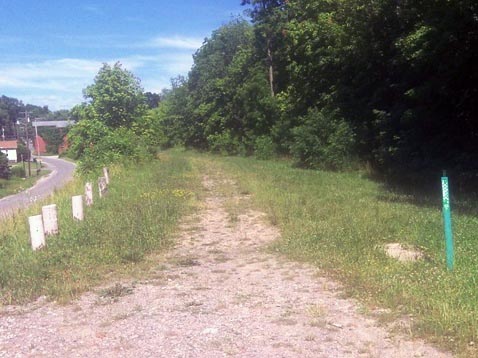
left=267, top=40, right=275, bottom=97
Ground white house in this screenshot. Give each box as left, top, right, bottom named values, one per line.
left=0, top=140, right=18, bottom=162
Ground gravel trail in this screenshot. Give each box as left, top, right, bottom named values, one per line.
left=0, top=174, right=451, bottom=357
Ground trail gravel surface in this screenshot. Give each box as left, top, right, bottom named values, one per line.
left=0, top=174, right=451, bottom=357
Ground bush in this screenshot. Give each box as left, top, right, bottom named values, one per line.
left=207, top=131, right=240, bottom=155
left=66, top=119, right=111, bottom=160
left=0, top=153, right=11, bottom=179
left=290, top=108, right=355, bottom=170
left=254, top=136, right=276, bottom=160
left=10, top=166, right=26, bottom=178
left=76, top=127, right=157, bottom=174
left=16, top=143, right=30, bottom=162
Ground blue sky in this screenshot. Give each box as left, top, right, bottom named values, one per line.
left=0, top=0, right=246, bottom=110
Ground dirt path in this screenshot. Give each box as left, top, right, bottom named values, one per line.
left=0, top=173, right=451, bottom=357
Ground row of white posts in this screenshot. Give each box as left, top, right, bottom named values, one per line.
left=28, top=167, right=110, bottom=251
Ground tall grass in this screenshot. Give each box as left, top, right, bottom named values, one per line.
left=198, top=153, right=478, bottom=355
left=0, top=152, right=198, bottom=304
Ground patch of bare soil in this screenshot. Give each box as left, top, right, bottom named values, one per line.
left=0, top=175, right=450, bottom=357
left=385, top=243, right=424, bottom=262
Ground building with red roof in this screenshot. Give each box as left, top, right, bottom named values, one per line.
left=0, top=140, right=18, bottom=162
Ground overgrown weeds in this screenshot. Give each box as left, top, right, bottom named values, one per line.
left=0, top=151, right=199, bottom=304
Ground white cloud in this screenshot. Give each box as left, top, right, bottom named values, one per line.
left=53, top=34, right=205, bottom=52
left=142, top=78, right=173, bottom=94
left=0, top=59, right=100, bottom=81
left=0, top=52, right=195, bottom=110
left=145, top=36, right=204, bottom=50
left=0, top=58, right=101, bottom=109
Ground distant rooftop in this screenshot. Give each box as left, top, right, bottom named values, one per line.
left=0, top=140, right=18, bottom=149
left=32, top=120, right=74, bottom=128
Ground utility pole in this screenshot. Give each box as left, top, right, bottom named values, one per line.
left=33, top=119, right=41, bottom=175
left=34, top=119, right=40, bottom=158
left=18, top=111, right=32, bottom=177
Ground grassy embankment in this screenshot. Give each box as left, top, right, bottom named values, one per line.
left=0, top=151, right=199, bottom=304
left=191, top=152, right=478, bottom=355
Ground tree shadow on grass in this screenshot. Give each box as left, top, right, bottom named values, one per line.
left=368, top=169, right=478, bottom=217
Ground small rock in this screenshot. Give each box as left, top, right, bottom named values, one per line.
left=202, top=327, right=218, bottom=335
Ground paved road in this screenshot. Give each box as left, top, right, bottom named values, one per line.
left=0, top=156, right=76, bottom=218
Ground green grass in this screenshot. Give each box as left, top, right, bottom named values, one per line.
left=187, top=152, right=478, bottom=356
left=2, top=149, right=478, bottom=355
left=0, top=151, right=199, bottom=304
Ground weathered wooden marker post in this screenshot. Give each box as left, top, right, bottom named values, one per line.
left=85, top=182, right=93, bottom=206
left=42, top=204, right=59, bottom=235
left=98, top=177, right=108, bottom=198
left=441, top=171, right=454, bottom=271
left=103, top=167, right=110, bottom=185
left=72, top=195, right=84, bottom=221
left=29, top=215, right=46, bottom=250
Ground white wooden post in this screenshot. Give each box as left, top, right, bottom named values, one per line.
left=29, top=215, right=46, bottom=250
left=85, top=182, right=93, bottom=206
left=42, top=204, right=59, bottom=235
left=103, top=167, right=110, bottom=184
left=98, top=177, right=108, bottom=198
left=72, top=195, right=84, bottom=221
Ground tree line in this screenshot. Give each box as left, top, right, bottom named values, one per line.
left=5, top=0, right=476, bottom=180
left=151, top=0, right=477, bottom=177
left=0, top=96, right=67, bottom=178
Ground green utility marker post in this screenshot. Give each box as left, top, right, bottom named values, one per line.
left=441, top=171, right=454, bottom=271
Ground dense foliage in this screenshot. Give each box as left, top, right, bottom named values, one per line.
left=3, top=1, right=477, bottom=178
left=37, top=127, right=67, bottom=154
left=0, top=95, right=68, bottom=138
left=0, top=95, right=72, bottom=174
left=83, top=62, right=148, bottom=128
left=67, top=63, right=162, bottom=172
left=152, top=0, right=477, bottom=176
left=0, top=152, right=10, bottom=179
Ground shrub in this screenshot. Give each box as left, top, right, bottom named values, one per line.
left=254, top=135, right=276, bottom=160
left=66, top=119, right=111, bottom=160
left=0, top=153, right=11, bottom=179
left=10, top=166, right=26, bottom=178
left=290, top=108, right=355, bottom=170
left=207, top=131, right=240, bottom=155
left=16, top=143, right=30, bottom=162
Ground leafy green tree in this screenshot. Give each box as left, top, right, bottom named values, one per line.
left=47, top=109, right=71, bottom=120
left=0, top=152, right=11, bottom=179
left=16, top=143, right=30, bottom=162
left=188, top=19, right=258, bottom=151
left=83, top=62, right=147, bottom=128
left=290, top=108, right=355, bottom=170
left=0, top=95, right=24, bottom=137
left=148, top=77, right=191, bottom=149
left=38, top=127, right=67, bottom=154
left=67, top=119, right=111, bottom=160
left=241, top=0, right=288, bottom=96
left=145, top=92, right=161, bottom=109
left=156, top=0, right=478, bottom=175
